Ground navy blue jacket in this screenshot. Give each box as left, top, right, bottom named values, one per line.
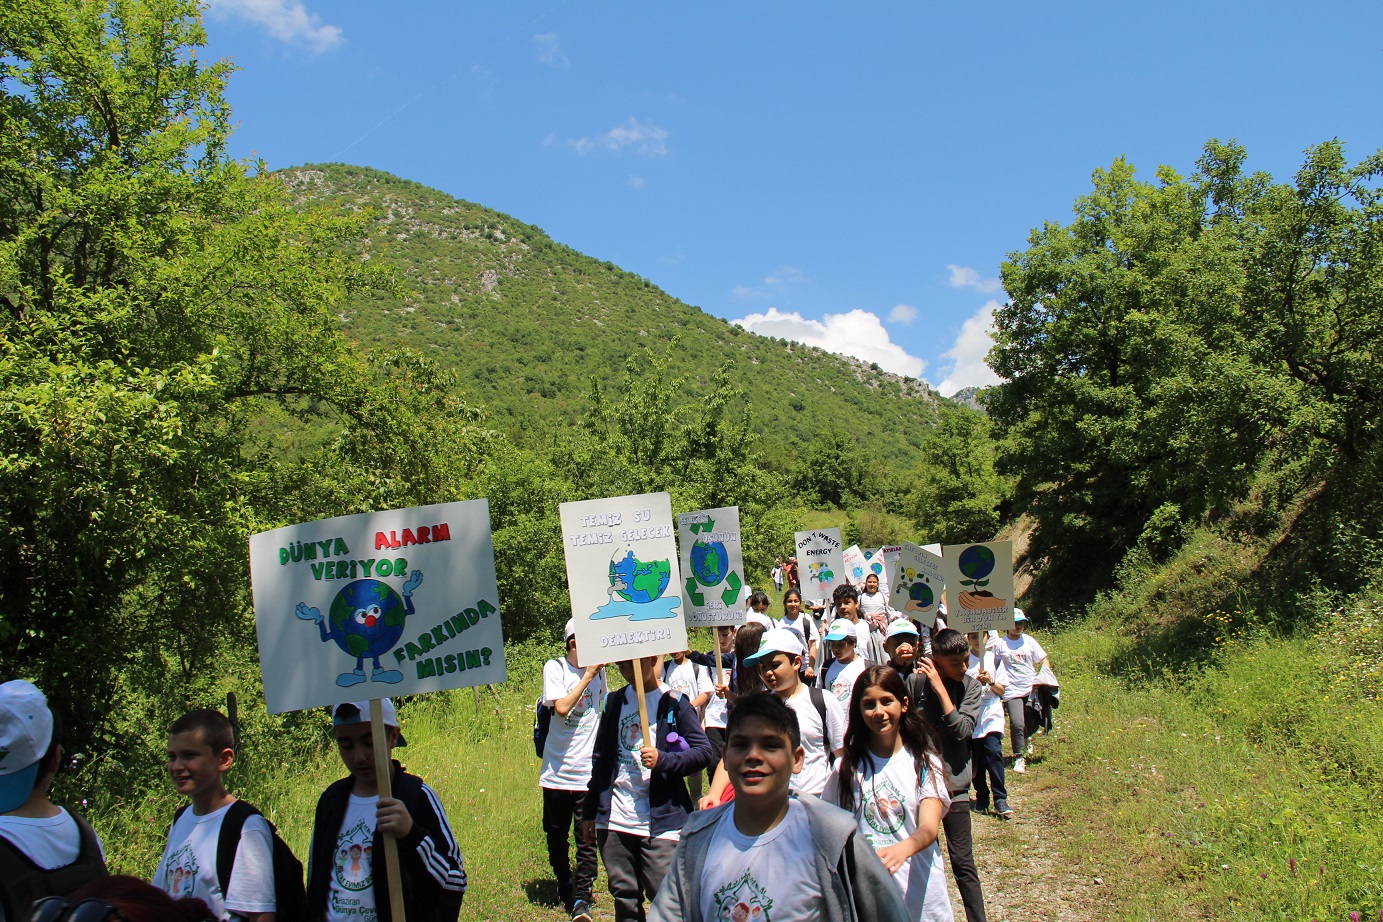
left=581, top=685, right=714, bottom=837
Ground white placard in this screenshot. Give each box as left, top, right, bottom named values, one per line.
left=863, top=546, right=893, bottom=587
left=794, top=528, right=847, bottom=602
left=842, top=545, right=868, bottom=587
left=677, top=506, right=746, bottom=627
left=941, top=540, right=1015, bottom=632
left=249, top=500, right=506, bottom=714
left=560, top=492, right=688, bottom=663
left=890, top=541, right=946, bottom=628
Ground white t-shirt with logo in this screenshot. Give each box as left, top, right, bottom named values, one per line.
left=783, top=686, right=846, bottom=796
left=603, top=685, right=679, bottom=840
left=823, top=657, right=866, bottom=706
left=154, top=801, right=276, bottom=920
left=699, top=801, right=823, bottom=922
left=662, top=658, right=712, bottom=714
left=703, top=657, right=731, bottom=730
left=995, top=634, right=1048, bottom=700
left=0, top=809, right=105, bottom=868
left=823, top=749, right=952, bottom=921
left=966, top=650, right=1006, bottom=738
left=541, top=658, right=608, bottom=791
left=776, top=613, right=818, bottom=650
left=323, top=794, right=378, bottom=922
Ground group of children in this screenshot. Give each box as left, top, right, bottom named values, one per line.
left=538, top=583, right=1056, bottom=922
left=0, top=680, right=467, bottom=922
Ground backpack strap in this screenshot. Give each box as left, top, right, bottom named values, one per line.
left=808, top=687, right=833, bottom=760
left=215, top=800, right=257, bottom=898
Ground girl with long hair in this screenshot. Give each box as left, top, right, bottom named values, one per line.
left=696, top=621, right=769, bottom=810
left=823, top=665, right=953, bottom=921
left=777, top=587, right=819, bottom=682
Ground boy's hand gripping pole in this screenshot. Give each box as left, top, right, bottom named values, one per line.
left=371, top=698, right=407, bottom=922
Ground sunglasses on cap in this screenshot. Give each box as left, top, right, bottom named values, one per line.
left=26, top=897, right=130, bottom=922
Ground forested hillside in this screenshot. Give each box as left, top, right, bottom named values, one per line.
left=279, top=163, right=939, bottom=468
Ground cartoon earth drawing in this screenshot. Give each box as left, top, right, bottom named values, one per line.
left=609, top=549, right=671, bottom=603
left=906, top=580, right=934, bottom=609
left=689, top=539, right=730, bottom=588
left=809, top=562, right=835, bottom=584
left=296, top=570, right=423, bottom=687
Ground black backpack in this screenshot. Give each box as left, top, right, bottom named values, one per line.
left=533, top=696, right=554, bottom=758
left=807, top=686, right=835, bottom=765
left=0, top=812, right=107, bottom=921
left=171, top=800, right=306, bottom=921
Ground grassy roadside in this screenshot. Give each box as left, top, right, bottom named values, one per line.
left=1023, top=609, right=1382, bottom=922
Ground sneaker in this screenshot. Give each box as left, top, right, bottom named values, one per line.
left=996, top=802, right=1014, bottom=818
left=1013, top=757, right=1027, bottom=774
left=975, top=803, right=990, bottom=816
left=571, top=899, right=593, bottom=922
left=557, top=880, right=574, bottom=913
left=1026, top=742, right=1035, bottom=756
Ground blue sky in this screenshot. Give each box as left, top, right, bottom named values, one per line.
left=203, top=1, right=1381, bottom=395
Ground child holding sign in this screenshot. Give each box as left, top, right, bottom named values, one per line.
left=580, top=657, right=713, bottom=922
left=306, top=700, right=466, bottom=922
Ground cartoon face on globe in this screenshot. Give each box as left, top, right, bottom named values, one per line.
left=296, top=570, right=425, bottom=688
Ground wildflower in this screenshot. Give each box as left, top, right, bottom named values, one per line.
left=1289, top=857, right=1297, bottom=875
left=1349, top=913, right=1359, bottom=922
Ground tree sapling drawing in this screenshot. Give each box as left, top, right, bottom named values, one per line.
left=296, top=570, right=424, bottom=687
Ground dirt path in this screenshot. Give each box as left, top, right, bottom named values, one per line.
left=949, top=764, right=1114, bottom=922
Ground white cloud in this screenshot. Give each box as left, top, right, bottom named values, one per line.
left=532, top=33, right=569, bottom=68
left=206, top=0, right=342, bottom=52
left=947, top=264, right=1002, bottom=294
left=569, top=117, right=669, bottom=157
left=732, top=266, right=806, bottom=299
left=628, top=175, right=646, bottom=190
left=888, top=304, right=918, bottom=324
left=732, top=308, right=926, bottom=378
left=933, top=300, right=1003, bottom=396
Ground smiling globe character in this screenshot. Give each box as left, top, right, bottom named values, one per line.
left=296, top=569, right=423, bottom=687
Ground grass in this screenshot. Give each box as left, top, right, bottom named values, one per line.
left=1026, top=608, right=1383, bottom=921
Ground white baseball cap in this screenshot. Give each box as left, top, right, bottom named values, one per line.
left=332, top=699, right=408, bottom=746
left=1014, top=608, right=1028, bottom=622
left=744, top=627, right=806, bottom=662
left=885, top=620, right=920, bottom=640
left=564, top=618, right=577, bottom=640
left=823, top=619, right=856, bottom=642
left=0, top=680, right=54, bottom=813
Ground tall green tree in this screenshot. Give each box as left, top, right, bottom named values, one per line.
left=990, top=140, right=1383, bottom=610
left=0, top=0, right=488, bottom=755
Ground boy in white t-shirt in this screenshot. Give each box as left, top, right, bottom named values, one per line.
left=994, top=611, right=1050, bottom=774
left=579, top=657, right=714, bottom=922
left=648, top=692, right=907, bottom=922
left=744, top=628, right=846, bottom=796
left=307, top=699, right=466, bottom=922
left=965, top=632, right=1010, bottom=818
left=821, top=619, right=867, bottom=705
left=0, top=681, right=107, bottom=921
left=155, top=709, right=276, bottom=922
left=540, top=619, right=608, bottom=921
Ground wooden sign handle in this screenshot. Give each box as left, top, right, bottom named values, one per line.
left=631, top=660, right=653, bottom=749
left=371, top=699, right=407, bottom=922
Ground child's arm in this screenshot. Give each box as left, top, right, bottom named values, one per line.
left=641, top=697, right=713, bottom=776
left=550, top=663, right=604, bottom=718
left=383, top=784, right=468, bottom=903
left=698, top=759, right=730, bottom=810
left=874, top=796, right=945, bottom=874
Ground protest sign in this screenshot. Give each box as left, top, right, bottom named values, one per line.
left=876, top=546, right=902, bottom=595
left=794, top=528, right=847, bottom=602
left=249, top=499, right=506, bottom=715
left=891, top=541, right=946, bottom=627
left=842, top=545, right=869, bottom=586
left=941, top=540, right=1015, bottom=632
left=560, top=491, right=687, bottom=665
left=677, top=506, right=746, bottom=627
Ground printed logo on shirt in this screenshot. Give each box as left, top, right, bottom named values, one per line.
left=863, top=774, right=907, bottom=837
left=330, top=887, right=376, bottom=922
left=564, top=684, right=596, bottom=728
left=163, top=843, right=199, bottom=898
left=618, top=708, right=644, bottom=766
left=711, top=869, right=773, bottom=922
left=332, top=818, right=375, bottom=892
left=830, top=673, right=854, bottom=704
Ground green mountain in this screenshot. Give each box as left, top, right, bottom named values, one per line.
left=283, top=163, right=941, bottom=465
